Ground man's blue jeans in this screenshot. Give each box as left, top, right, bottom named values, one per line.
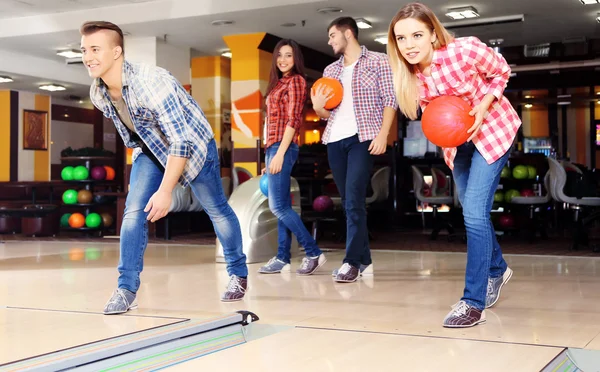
left=453, top=142, right=510, bottom=310
left=266, top=142, right=322, bottom=263
left=118, top=139, right=247, bottom=293
left=326, top=134, right=373, bottom=268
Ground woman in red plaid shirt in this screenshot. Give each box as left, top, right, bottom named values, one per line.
left=258, top=39, right=327, bottom=276
left=388, top=3, right=521, bottom=328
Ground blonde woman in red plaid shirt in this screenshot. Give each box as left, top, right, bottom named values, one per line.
left=388, top=3, right=521, bottom=328
left=258, top=39, right=327, bottom=276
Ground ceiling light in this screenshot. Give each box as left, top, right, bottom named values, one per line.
left=445, top=6, right=479, bottom=20
left=524, top=104, right=533, bottom=108
left=355, top=18, right=372, bottom=29
left=221, top=51, right=232, bottom=58
left=280, top=23, right=296, bottom=27
left=57, top=49, right=82, bottom=58
left=211, top=20, right=234, bottom=26
left=0, top=76, right=13, bottom=83
left=317, top=7, right=343, bottom=14
left=579, top=0, right=598, bottom=4
left=374, top=35, right=388, bottom=45
left=39, top=84, right=66, bottom=92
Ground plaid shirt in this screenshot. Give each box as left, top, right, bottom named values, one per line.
left=417, top=37, right=521, bottom=169
left=265, top=74, right=306, bottom=148
left=321, top=45, right=398, bottom=144
left=90, top=60, right=214, bottom=187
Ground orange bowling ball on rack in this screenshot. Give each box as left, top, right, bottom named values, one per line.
left=68, top=213, right=86, bottom=228
left=104, top=166, right=115, bottom=180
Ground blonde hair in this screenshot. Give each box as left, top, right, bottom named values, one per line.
left=386, top=3, right=454, bottom=119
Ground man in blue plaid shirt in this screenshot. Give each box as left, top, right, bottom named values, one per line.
left=80, top=21, right=248, bottom=314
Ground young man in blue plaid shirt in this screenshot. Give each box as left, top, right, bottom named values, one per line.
left=80, top=21, right=248, bottom=314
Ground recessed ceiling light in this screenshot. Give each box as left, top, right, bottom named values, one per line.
left=355, top=18, right=372, bottom=29
left=211, top=20, right=234, bottom=26
left=374, top=35, right=388, bottom=45
left=0, top=76, right=13, bottom=83
left=281, top=22, right=296, bottom=27
left=317, top=7, right=342, bottom=14
left=57, top=49, right=82, bottom=58
left=221, top=51, right=232, bottom=58
left=446, top=6, right=479, bottom=20
left=524, top=104, right=533, bottom=108
left=39, top=84, right=66, bottom=92
left=579, top=0, right=598, bottom=4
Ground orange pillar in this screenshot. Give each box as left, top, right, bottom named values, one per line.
left=223, top=33, right=271, bottom=177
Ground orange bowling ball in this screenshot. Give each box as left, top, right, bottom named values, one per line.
left=311, top=77, right=343, bottom=110
left=68, top=213, right=86, bottom=228
left=104, top=166, right=115, bottom=181
left=421, top=96, right=475, bottom=148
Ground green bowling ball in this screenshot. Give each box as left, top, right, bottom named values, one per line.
left=85, top=212, right=102, bottom=228
left=62, top=189, right=78, bottom=204
left=61, top=166, right=74, bottom=181
left=512, top=165, right=528, bottom=180
left=60, top=213, right=72, bottom=227
left=504, top=189, right=521, bottom=203
left=73, top=165, right=89, bottom=180
left=527, top=165, right=537, bottom=179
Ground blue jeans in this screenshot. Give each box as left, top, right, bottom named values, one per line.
left=266, top=142, right=322, bottom=263
left=453, top=142, right=510, bottom=310
left=118, top=139, right=247, bottom=293
left=327, top=134, right=373, bottom=268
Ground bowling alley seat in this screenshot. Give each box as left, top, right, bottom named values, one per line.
left=232, top=167, right=253, bottom=191
left=21, top=204, right=60, bottom=237
left=411, top=165, right=456, bottom=241
left=509, top=172, right=552, bottom=243
left=547, top=157, right=600, bottom=251
left=0, top=202, right=23, bottom=234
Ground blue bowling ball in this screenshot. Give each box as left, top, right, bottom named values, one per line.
left=260, top=174, right=268, bottom=197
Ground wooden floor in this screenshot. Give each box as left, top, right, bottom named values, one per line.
left=1, top=239, right=599, bottom=371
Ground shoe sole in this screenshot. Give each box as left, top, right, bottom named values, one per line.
left=443, top=318, right=486, bottom=328
left=333, top=275, right=359, bottom=283
left=297, top=257, right=327, bottom=276
left=486, top=268, right=513, bottom=309
left=103, top=304, right=138, bottom=315
left=221, top=297, right=244, bottom=302
left=258, top=266, right=291, bottom=274
left=332, top=265, right=372, bottom=277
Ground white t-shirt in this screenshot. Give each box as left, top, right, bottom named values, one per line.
left=327, top=61, right=358, bottom=143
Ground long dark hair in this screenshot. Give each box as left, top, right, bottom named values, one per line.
left=265, top=39, right=306, bottom=98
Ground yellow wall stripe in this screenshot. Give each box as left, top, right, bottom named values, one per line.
left=0, top=91, right=10, bottom=182
left=34, top=94, right=50, bottom=181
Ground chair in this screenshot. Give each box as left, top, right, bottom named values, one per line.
left=232, top=167, right=253, bottom=190
left=411, top=165, right=455, bottom=241
left=430, top=167, right=450, bottom=197
left=510, top=172, right=551, bottom=243
left=547, top=157, right=600, bottom=251
left=366, top=166, right=391, bottom=205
